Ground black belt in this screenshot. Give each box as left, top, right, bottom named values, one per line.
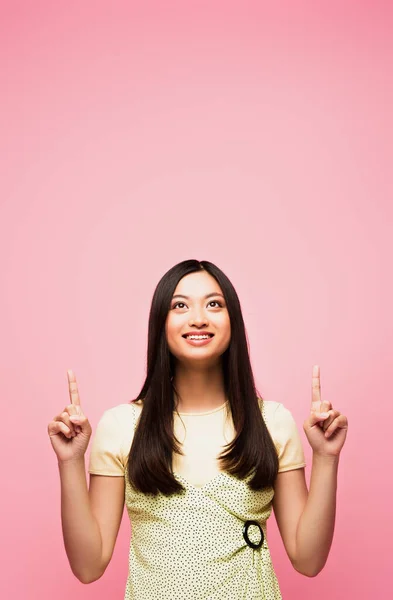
left=243, top=520, right=264, bottom=549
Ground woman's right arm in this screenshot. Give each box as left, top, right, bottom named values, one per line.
left=58, top=459, right=125, bottom=583
left=48, top=371, right=125, bottom=584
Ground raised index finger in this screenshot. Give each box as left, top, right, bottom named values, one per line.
left=311, top=364, right=321, bottom=413
left=67, top=369, right=81, bottom=406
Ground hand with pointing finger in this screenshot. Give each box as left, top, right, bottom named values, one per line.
left=303, top=365, right=348, bottom=457
left=47, top=370, right=92, bottom=463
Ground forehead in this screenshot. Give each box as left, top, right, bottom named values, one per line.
left=173, top=271, right=223, bottom=297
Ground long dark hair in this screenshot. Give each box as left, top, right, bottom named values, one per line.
left=127, top=259, right=279, bottom=495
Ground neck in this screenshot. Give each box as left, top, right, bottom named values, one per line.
left=172, top=362, right=227, bottom=414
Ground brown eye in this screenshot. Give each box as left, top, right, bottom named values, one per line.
left=173, top=302, right=186, bottom=309
left=208, top=301, right=222, bottom=308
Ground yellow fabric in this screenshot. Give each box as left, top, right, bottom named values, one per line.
left=88, top=400, right=306, bottom=599
left=88, top=399, right=306, bottom=480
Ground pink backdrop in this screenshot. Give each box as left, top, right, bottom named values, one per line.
left=1, top=1, right=392, bottom=599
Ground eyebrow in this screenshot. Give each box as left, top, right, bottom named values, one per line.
left=172, top=293, right=225, bottom=300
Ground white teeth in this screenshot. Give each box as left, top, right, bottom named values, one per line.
left=186, top=335, right=211, bottom=340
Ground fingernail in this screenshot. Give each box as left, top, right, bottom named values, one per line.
left=320, top=413, right=329, bottom=418
left=69, top=415, right=80, bottom=422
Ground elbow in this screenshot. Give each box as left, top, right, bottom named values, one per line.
left=292, top=560, right=325, bottom=578
left=298, top=568, right=320, bottom=578
left=77, top=574, right=100, bottom=585
left=72, top=566, right=105, bottom=584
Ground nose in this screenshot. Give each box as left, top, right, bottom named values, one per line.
left=188, top=308, right=208, bottom=328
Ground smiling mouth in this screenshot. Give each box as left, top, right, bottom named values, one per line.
left=182, top=334, right=215, bottom=340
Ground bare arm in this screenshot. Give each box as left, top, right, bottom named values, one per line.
left=58, top=458, right=125, bottom=583
left=273, top=457, right=338, bottom=577
left=273, top=365, right=347, bottom=577
left=49, top=370, right=126, bottom=584
left=294, top=455, right=338, bottom=575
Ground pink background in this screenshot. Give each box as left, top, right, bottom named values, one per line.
left=1, top=1, right=392, bottom=598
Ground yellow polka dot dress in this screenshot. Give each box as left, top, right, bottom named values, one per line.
left=88, top=400, right=307, bottom=599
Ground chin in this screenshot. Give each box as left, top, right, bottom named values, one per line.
left=177, top=353, right=223, bottom=369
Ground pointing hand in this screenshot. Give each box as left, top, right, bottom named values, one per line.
left=47, top=370, right=92, bottom=463
left=303, top=365, right=348, bottom=457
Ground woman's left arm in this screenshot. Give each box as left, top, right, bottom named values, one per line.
left=272, top=365, right=348, bottom=577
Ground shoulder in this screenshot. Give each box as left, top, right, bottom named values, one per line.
left=98, top=402, right=136, bottom=424
left=259, top=399, right=282, bottom=416
left=94, top=402, right=140, bottom=441
left=89, top=402, right=140, bottom=471
left=259, top=399, right=301, bottom=438
left=259, top=399, right=289, bottom=424
left=104, top=402, right=138, bottom=419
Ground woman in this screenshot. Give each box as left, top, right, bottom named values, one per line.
left=48, top=259, right=348, bottom=599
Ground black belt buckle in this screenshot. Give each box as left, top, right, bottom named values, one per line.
left=243, top=520, right=264, bottom=549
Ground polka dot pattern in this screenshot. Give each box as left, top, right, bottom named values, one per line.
left=123, top=402, right=283, bottom=599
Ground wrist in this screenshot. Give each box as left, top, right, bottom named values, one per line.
left=312, top=452, right=340, bottom=467
left=58, top=456, right=86, bottom=469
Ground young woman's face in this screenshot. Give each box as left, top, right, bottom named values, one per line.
left=165, top=271, right=231, bottom=367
